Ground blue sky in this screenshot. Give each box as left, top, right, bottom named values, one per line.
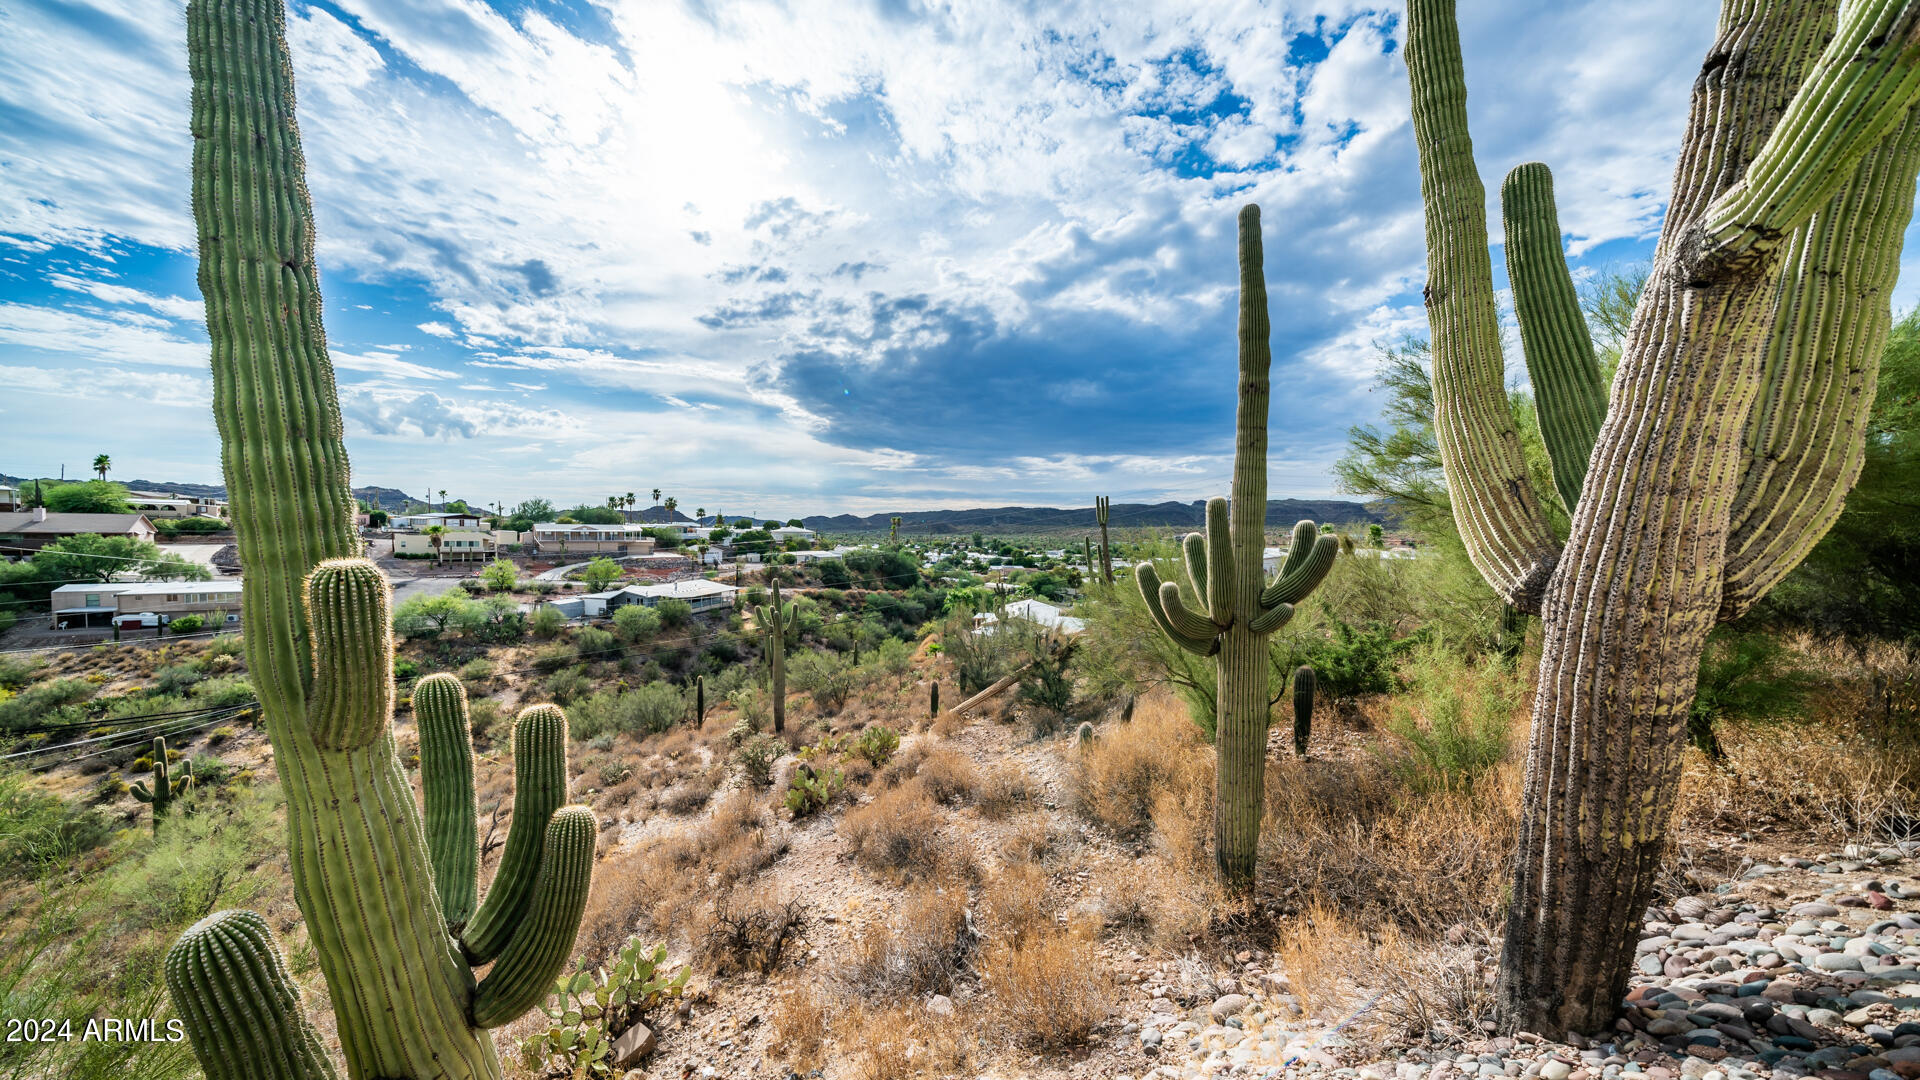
left=4, top=0, right=1909, bottom=516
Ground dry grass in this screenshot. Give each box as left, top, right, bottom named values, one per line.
left=1275, top=902, right=1497, bottom=1048
left=915, top=746, right=980, bottom=805
left=834, top=883, right=975, bottom=998
left=979, top=862, right=1051, bottom=946
left=975, top=761, right=1040, bottom=819
left=840, top=780, right=943, bottom=880
left=698, top=887, right=808, bottom=975
left=1070, top=694, right=1211, bottom=836
left=770, top=986, right=831, bottom=1072
left=982, top=926, right=1110, bottom=1049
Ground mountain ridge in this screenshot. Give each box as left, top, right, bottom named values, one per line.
left=802, top=499, right=1389, bottom=534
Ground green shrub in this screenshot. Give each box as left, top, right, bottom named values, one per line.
left=192, top=675, right=254, bottom=708
left=532, top=643, right=578, bottom=674
left=392, top=657, right=419, bottom=683
left=1297, top=620, right=1410, bottom=699
left=530, top=604, right=567, bottom=638
left=546, top=667, right=592, bottom=706
left=597, top=760, right=632, bottom=787
left=0, top=656, right=43, bottom=691
left=733, top=734, right=783, bottom=787
left=517, top=939, right=688, bottom=1079
left=1384, top=644, right=1518, bottom=792
left=480, top=559, right=518, bottom=592
left=168, top=614, right=206, bottom=634
left=574, top=626, right=619, bottom=662
left=1688, top=628, right=1813, bottom=758
left=0, top=769, right=113, bottom=878
left=570, top=682, right=686, bottom=741
left=152, top=663, right=206, bottom=695
left=458, top=658, right=495, bottom=686
left=789, top=649, right=855, bottom=713
left=656, top=598, right=693, bottom=628
left=612, top=603, right=661, bottom=643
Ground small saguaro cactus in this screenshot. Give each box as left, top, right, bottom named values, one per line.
left=1094, top=496, right=1114, bottom=585
left=130, top=735, right=193, bottom=831
left=889, top=515, right=903, bottom=542
left=695, top=674, right=706, bottom=725
left=1292, top=665, right=1315, bottom=758
left=1136, top=206, right=1341, bottom=888
left=171, top=3, right=596, bottom=1075
left=757, top=579, right=796, bottom=734
left=930, top=681, right=940, bottom=719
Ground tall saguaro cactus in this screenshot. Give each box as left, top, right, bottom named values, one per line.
left=758, top=579, right=795, bottom=733
left=1405, top=0, right=1920, bottom=1034
left=172, top=3, right=594, bottom=1077
left=1094, top=496, right=1114, bottom=585
left=1136, top=206, right=1341, bottom=888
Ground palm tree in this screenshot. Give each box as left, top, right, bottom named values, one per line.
left=663, top=496, right=678, bottom=521
left=696, top=507, right=706, bottom=524
left=92, top=454, right=110, bottom=481
left=437, top=488, right=446, bottom=510
left=423, top=524, right=446, bottom=563
left=624, top=492, right=636, bottom=513
left=651, top=488, right=661, bottom=505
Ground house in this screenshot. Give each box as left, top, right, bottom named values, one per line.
left=603, top=579, right=741, bottom=615
left=770, top=526, right=815, bottom=542
left=0, top=486, right=16, bottom=512
left=127, top=491, right=230, bottom=520
left=792, top=545, right=863, bottom=564
left=972, top=598, right=1085, bottom=637
left=0, top=509, right=158, bottom=557
left=48, top=578, right=244, bottom=631
left=394, top=528, right=501, bottom=562
left=391, top=511, right=485, bottom=530
left=530, top=523, right=658, bottom=557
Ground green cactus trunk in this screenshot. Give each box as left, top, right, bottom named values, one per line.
left=1292, top=666, right=1315, bottom=758
left=1136, top=207, right=1341, bottom=890
left=930, top=681, right=940, bottom=719
left=1405, top=0, right=1920, bottom=1034
left=759, top=581, right=792, bottom=734
left=175, top=4, right=592, bottom=1076
left=1094, top=497, right=1113, bottom=585
left=131, top=735, right=189, bottom=832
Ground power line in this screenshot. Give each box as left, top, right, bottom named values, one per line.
left=1, top=704, right=257, bottom=763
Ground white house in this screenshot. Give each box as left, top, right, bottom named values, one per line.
left=602, top=578, right=741, bottom=615
left=769, top=526, right=815, bottom=542
left=792, top=545, right=863, bottom=564
left=392, top=511, right=485, bottom=530
left=972, top=598, right=1086, bottom=637
left=49, top=579, right=244, bottom=630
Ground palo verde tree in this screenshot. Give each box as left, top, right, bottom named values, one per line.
left=163, top=3, right=594, bottom=1077
left=1405, top=0, right=1920, bottom=1034
left=1135, top=205, right=1340, bottom=888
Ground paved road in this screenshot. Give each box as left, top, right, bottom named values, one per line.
left=388, top=573, right=468, bottom=606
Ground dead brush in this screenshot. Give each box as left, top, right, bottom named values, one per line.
left=1070, top=694, right=1211, bottom=836
left=834, top=884, right=976, bottom=999
left=1276, top=902, right=1497, bottom=1048
left=979, top=862, right=1052, bottom=947
left=975, top=761, right=1040, bottom=819
left=835, top=1002, right=977, bottom=1080
left=1256, top=749, right=1518, bottom=934
left=770, top=986, right=831, bottom=1072
left=1677, top=718, right=1920, bottom=846
left=840, top=780, right=944, bottom=880
left=700, top=889, right=808, bottom=975
left=982, top=925, right=1110, bottom=1049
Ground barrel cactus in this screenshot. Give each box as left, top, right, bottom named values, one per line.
left=1136, top=205, right=1340, bottom=888
left=130, top=736, right=192, bottom=831
left=166, top=3, right=595, bottom=1076
left=1406, top=0, right=1920, bottom=1033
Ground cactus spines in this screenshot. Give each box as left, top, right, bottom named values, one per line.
left=1136, top=205, right=1341, bottom=889
left=757, top=580, right=795, bottom=734
left=178, top=1, right=591, bottom=1073
left=470, top=806, right=596, bottom=1028
left=130, top=735, right=192, bottom=830
left=463, top=703, right=571, bottom=965
left=1406, top=0, right=1920, bottom=1035
left=1292, top=666, right=1315, bottom=758
left=1094, top=496, right=1114, bottom=585
left=413, top=673, right=478, bottom=931
left=165, top=910, right=340, bottom=1080
left=306, top=559, right=393, bottom=750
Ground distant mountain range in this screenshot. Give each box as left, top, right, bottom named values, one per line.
left=802, top=499, right=1391, bottom=535
left=1, top=475, right=438, bottom=512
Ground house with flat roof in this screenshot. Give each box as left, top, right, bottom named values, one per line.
left=530, top=523, right=658, bottom=557
left=49, top=579, right=243, bottom=630
left=973, top=598, right=1086, bottom=637
left=391, top=511, right=485, bottom=530
left=127, top=491, right=230, bottom=520
left=394, top=528, right=502, bottom=562
left=0, top=509, right=158, bottom=557
left=603, top=578, right=740, bottom=615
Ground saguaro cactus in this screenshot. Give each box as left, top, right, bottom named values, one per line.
left=930, top=681, right=940, bottom=719
left=1136, top=206, right=1341, bottom=888
left=171, top=3, right=595, bottom=1076
left=1291, top=666, right=1315, bottom=758
left=757, top=579, right=795, bottom=733
left=1094, top=496, right=1114, bottom=585
left=130, top=736, right=192, bottom=831
left=1406, top=0, right=1920, bottom=1033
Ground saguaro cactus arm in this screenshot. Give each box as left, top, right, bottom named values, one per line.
left=462, top=703, right=571, bottom=964
left=1721, top=109, right=1920, bottom=617
left=413, top=673, right=479, bottom=931
left=1404, top=0, right=1561, bottom=612
left=166, top=910, right=340, bottom=1080
left=471, top=806, right=596, bottom=1028
left=1501, top=163, right=1607, bottom=513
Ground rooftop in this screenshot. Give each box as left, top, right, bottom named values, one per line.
left=0, top=511, right=152, bottom=535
